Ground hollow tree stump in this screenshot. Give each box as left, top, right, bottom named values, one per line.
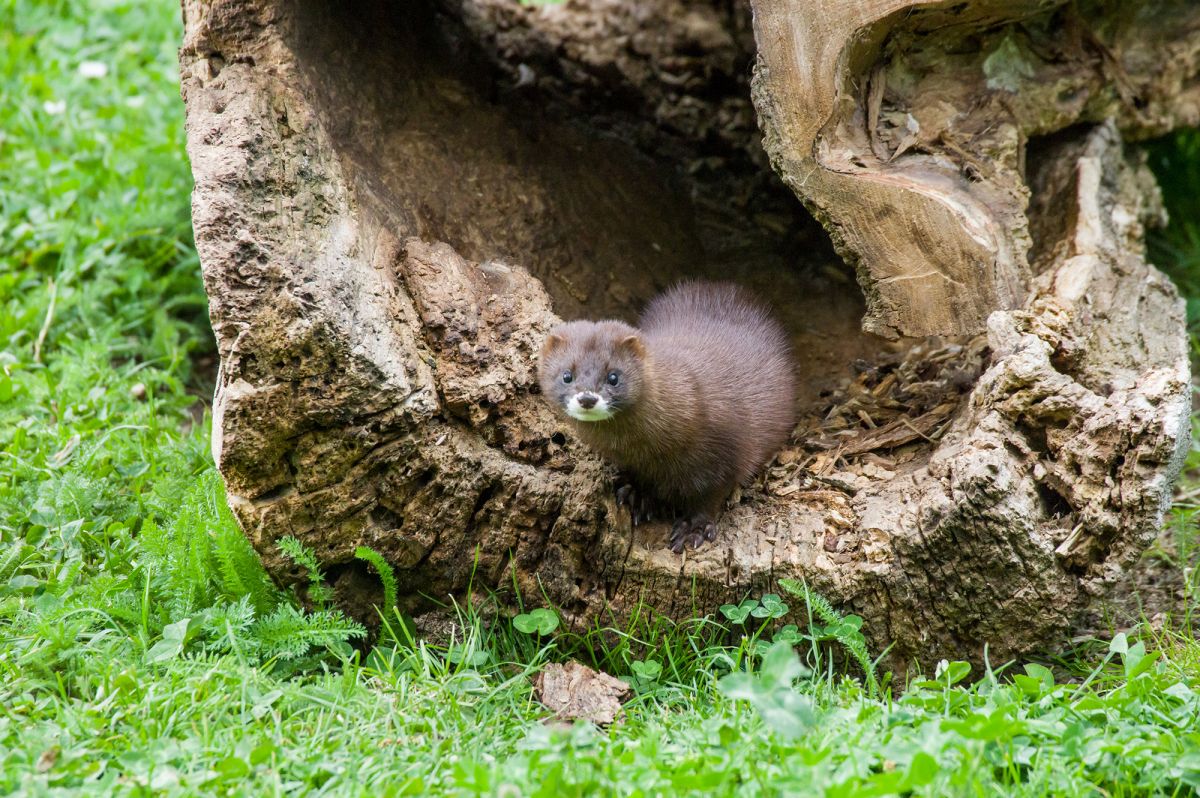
left=180, top=0, right=1196, bottom=671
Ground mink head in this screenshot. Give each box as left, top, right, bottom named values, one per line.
left=538, top=320, right=647, bottom=423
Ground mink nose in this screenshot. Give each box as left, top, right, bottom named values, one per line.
left=577, top=393, right=599, bottom=409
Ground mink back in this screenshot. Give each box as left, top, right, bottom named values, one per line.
left=639, top=281, right=797, bottom=487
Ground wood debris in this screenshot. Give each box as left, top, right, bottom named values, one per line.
left=534, top=661, right=630, bottom=725
left=769, top=337, right=987, bottom=496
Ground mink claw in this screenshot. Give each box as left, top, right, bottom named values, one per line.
left=667, top=520, right=710, bottom=552
left=614, top=480, right=658, bottom=526
left=667, top=520, right=684, bottom=553
left=668, top=516, right=716, bottom=554
left=667, top=530, right=687, bottom=555
left=615, top=481, right=641, bottom=526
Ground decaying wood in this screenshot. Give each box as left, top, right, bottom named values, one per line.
left=181, top=0, right=1193, bottom=672
left=750, top=0, right=1200, bottom=338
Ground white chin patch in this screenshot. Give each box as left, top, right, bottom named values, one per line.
left=566, top=394, right=614, bottom=422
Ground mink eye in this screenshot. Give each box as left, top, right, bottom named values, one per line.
left=607, top=371, right=620, bottom=386
left=562, top=371, right=573, bottom=384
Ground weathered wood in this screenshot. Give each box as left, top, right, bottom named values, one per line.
left=181, top=0, right=1192, bottom=671
left=750, top=0, right=1200, bottom=337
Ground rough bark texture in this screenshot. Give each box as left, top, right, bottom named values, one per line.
left=181, top=0, right=1193, bottom=672
left=751, top=0, right=1200, bottom=338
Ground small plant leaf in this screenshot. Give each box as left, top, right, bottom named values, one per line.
left=720, top=599, right=758, bottom=625
left=719, top=641, right=816, bottom=739
left=1023, top=662, right=1055, bottom=689
left=513, top=607, right=559, bottom=636
left=905, top=751, right=939, bottom=788
left=750, top=593, right=789, bottom=620
left=773, top=624, right=804, bottom=645
left=630, top=659, right=663, bottom=681
left=145, top=617, right=192, bottom=663
left=446, top=644, right=489, bottom=667
left=934, top=660, right=971, bottom=686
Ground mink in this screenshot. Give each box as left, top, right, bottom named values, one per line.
left=538, top=281, right=797, bottom=552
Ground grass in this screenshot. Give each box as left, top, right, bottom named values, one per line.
left=2, top=0, right=1200, bottom=795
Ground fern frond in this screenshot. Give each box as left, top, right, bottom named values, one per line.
left=199, top=596, right=257, bottom=654
left=48, top=558, right=84, bottom=596
left=278, top=536, right=331, bottom=610
left=137, top=517, right=169, bottom=562
left=0, top=542, right=29, bottom=584
left=250, top=604, right=365, bottom=661
left=278, top=536, right=323, bottom=578
left=212, top=521, right=275, bottom=613
left=779, top=578, right=879, bottom=696
left=354, top=546, right=398, bottom=611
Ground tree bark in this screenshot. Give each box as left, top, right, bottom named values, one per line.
left=752, top=0, right=1200, bottom=338
left=180, top=0, right=1194, bottom=671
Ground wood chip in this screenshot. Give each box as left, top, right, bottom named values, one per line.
left=862, top=452, right=897, bottom=469
left=808, top=473, right=860, bottom=494
left=871, top=372, right=898, bottom=397
left=534, top=662, right=629, bottom=725
left=839, top=405, right=954, bottom=456
left=801, top=338, right=983, bottom=467
left=1055, top=523, right=1085, bottom=558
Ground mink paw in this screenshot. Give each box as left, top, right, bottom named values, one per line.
left=668, top=515, right=718, bottom=554
left=614, top=478, right=658, bottom=526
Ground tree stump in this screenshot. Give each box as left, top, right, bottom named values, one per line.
left=180, top=0, right=1196, bottom=670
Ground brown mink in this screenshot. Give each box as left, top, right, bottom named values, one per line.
left=538, top=281, right=797, bottom=552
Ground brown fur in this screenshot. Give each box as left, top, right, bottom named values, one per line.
left=538, top=281, right=797, bottom=551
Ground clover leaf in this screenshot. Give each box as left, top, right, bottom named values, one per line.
left=751, top=593, right=789, bottom=620
left=630, top=659, right=663, bottom=681
left=513, top=607, right=560, bottom=636
left=720, top=599, right=759, bottom=625
left=773, top=624, right=804, bottom=645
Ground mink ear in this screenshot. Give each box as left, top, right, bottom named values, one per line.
left=618, top=334, right=646, bottom=359
left=542, top=333, right=566, bottom=357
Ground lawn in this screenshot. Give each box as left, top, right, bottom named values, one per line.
left=3, top=1, right=1200, bottom=795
